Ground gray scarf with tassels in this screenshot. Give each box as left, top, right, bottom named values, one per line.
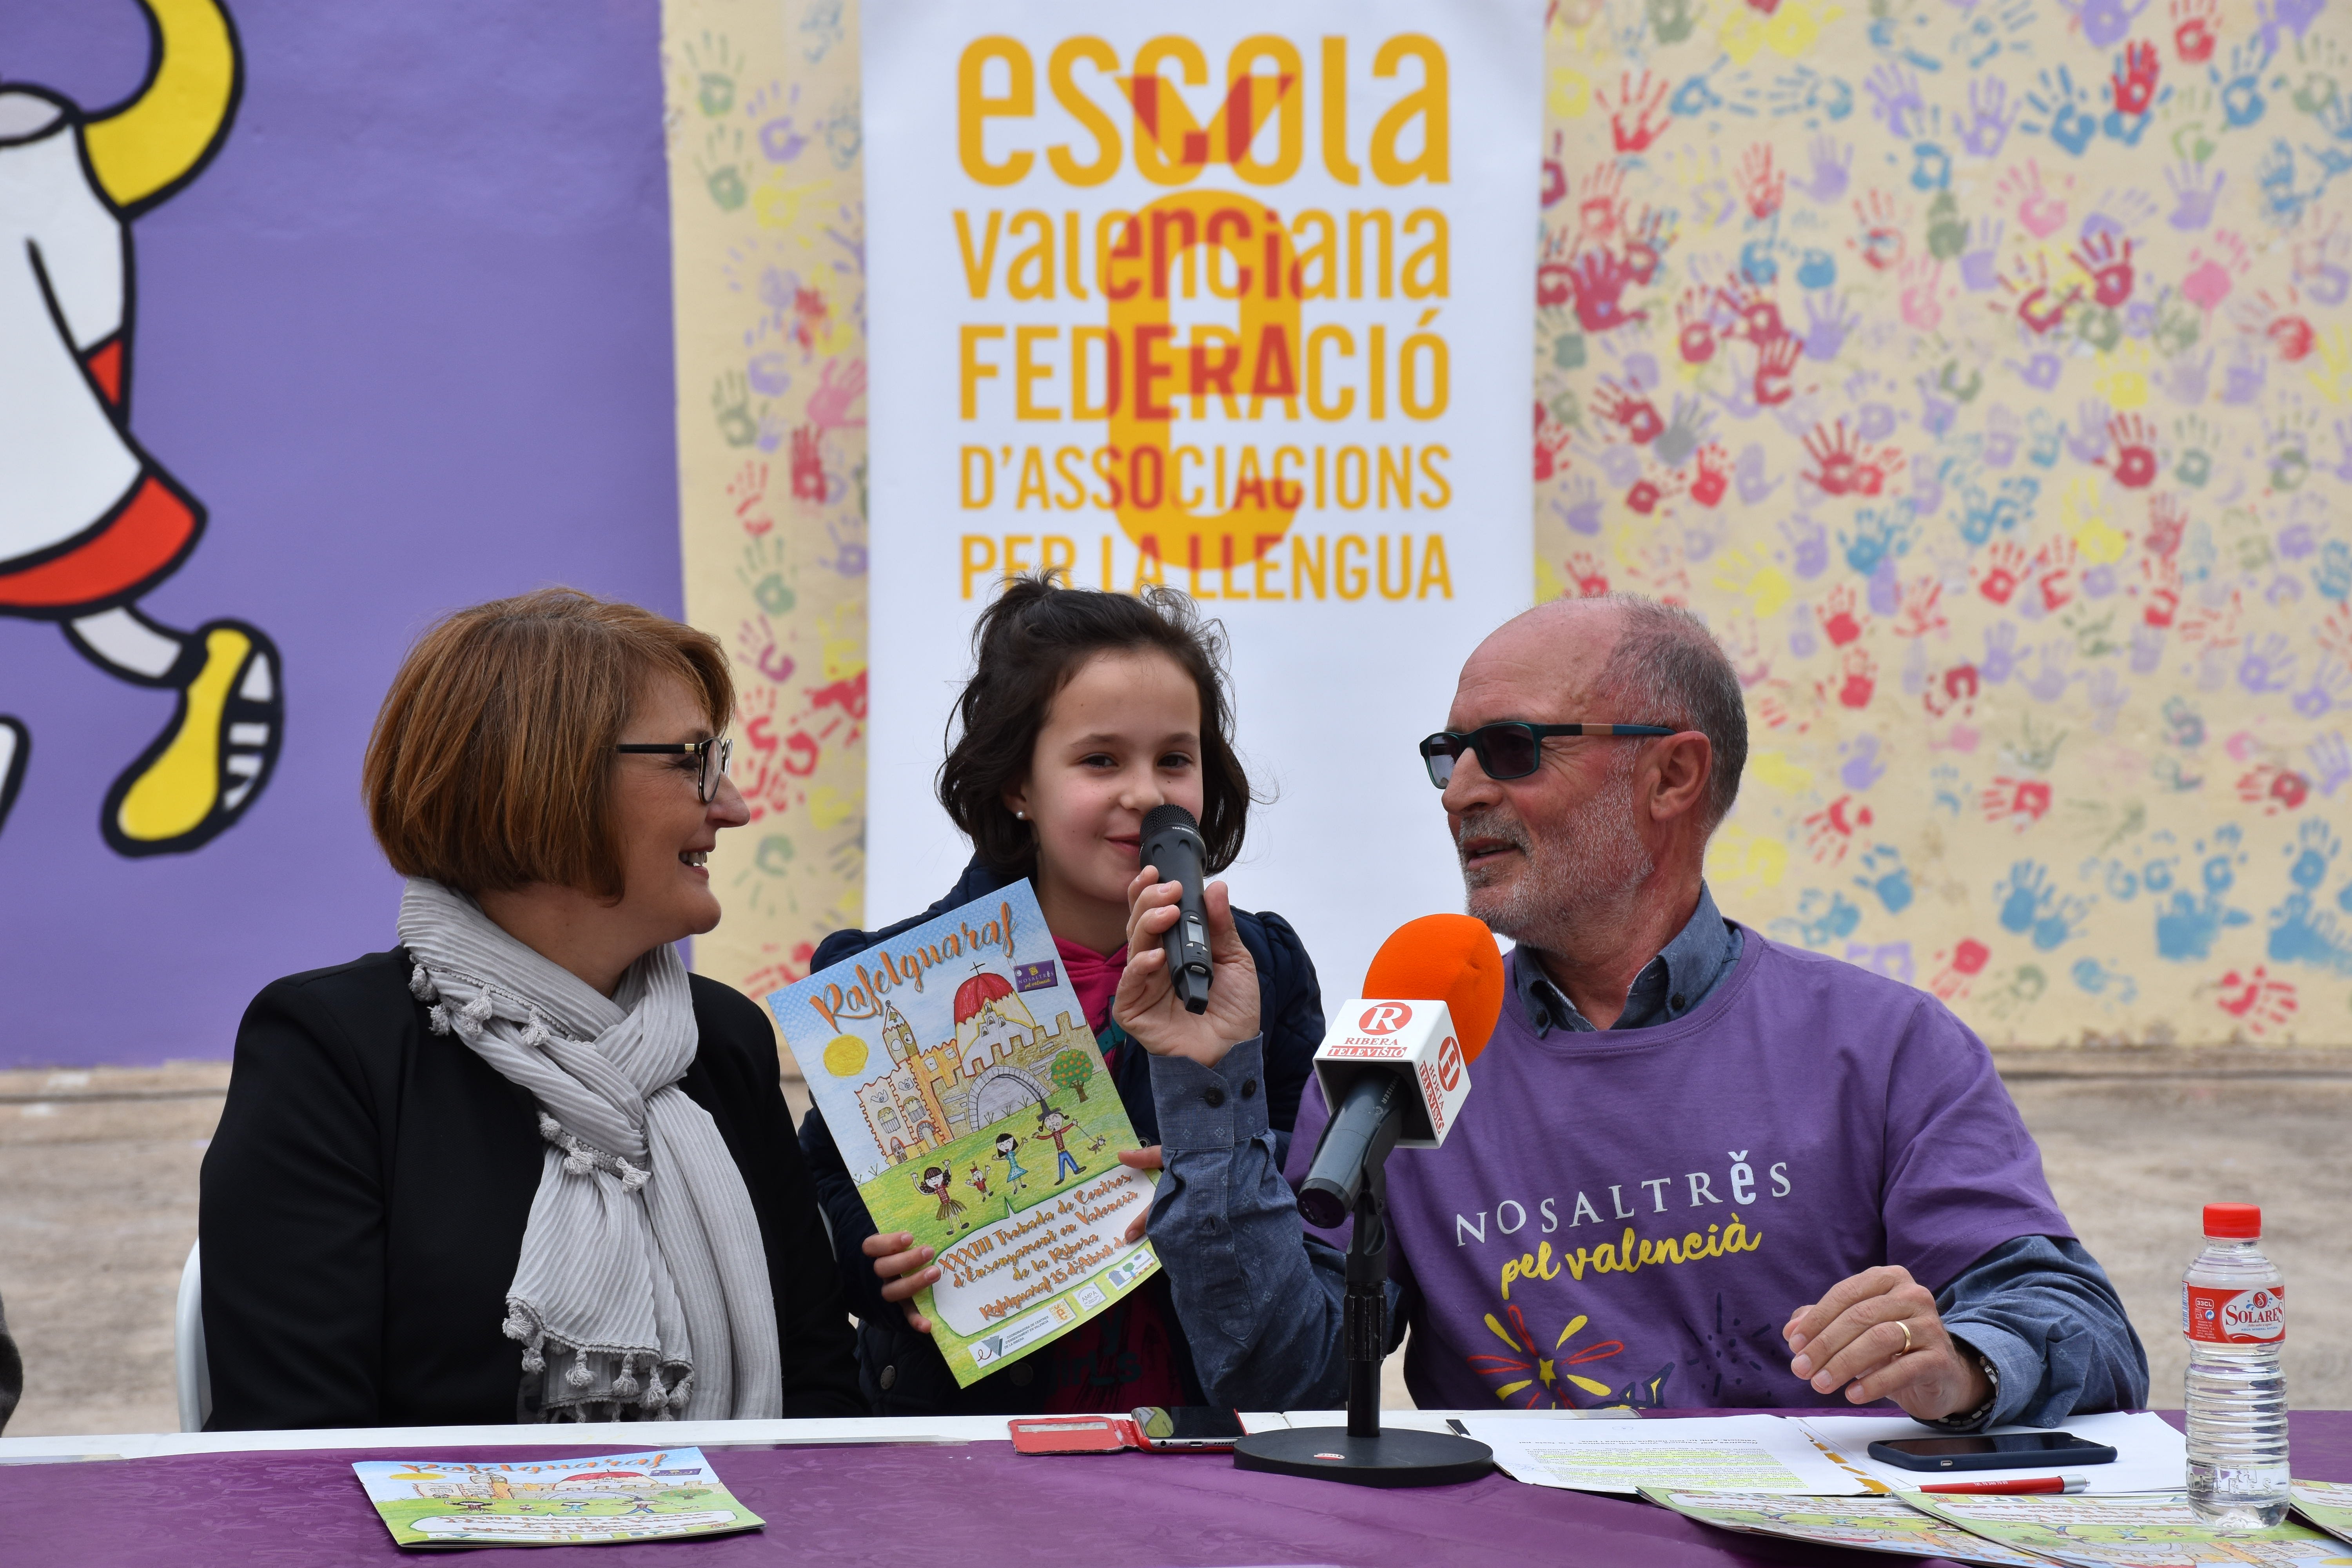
left=396, top=878, right=782, bottom=1423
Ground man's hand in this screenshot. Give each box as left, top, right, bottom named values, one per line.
left=1116, top=1145, right=1163, bottom=1243
left=861, top=1230, right=937, bottom=1335
left=1112, top=869, right=1260, bottom=1067
left=1784, top=1265, right=1992, bottom=1421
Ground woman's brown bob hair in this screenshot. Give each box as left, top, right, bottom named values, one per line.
left=365, top=588, right=733, bottom=899
left=940, top=574, right=1252, bottom=875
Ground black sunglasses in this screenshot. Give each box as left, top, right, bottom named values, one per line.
left=1419, top=722, right=1677, bottom=788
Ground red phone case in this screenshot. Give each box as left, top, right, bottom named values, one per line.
left=1007, top=1416, right=1142, bottom=1455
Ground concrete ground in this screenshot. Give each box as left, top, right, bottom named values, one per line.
left=3, top=1062, right=2345, bottom=1436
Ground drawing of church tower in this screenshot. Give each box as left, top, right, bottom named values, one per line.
left=880, top=999, right=918, bottom=1064
left=853, top=996, right=959, bottom=1164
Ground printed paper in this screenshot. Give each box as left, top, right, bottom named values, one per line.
left=1797, top=1410, right=2190, bottom=1496
left=1458, top=1412, right=1865, bottom=1495
left=1644, top=1487, right=2053, bottom=1564
left=351, top=1448, right=759, bottom=1549
left=2293, top=1481, right=2352, bottom=1550
left=1909, top=1490, right=2352, bottom=1567
left=767, top=880, right=1159, bottom=1386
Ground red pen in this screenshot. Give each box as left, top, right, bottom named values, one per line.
left=1920, top=1474, right=2089, bottom=1495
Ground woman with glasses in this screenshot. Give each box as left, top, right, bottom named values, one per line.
left=199, top=588, right=860, bottom=1428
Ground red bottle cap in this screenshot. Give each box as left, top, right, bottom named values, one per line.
left=2204, top=1203, right=2261, bottom=1239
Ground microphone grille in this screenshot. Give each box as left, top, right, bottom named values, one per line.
left=1362, top=914, right=1507, bottom=1062
left=1140, top=803, right=1200, bottom=838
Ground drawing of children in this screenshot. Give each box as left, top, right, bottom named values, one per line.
left=1031, top=1105, right=1085, bottom=1185
left=965, top=1161, right=991, bottom=1202
left=993, top=1130, right=1030, bottom=1192
left=918, top=1164, right=967, bottom=1227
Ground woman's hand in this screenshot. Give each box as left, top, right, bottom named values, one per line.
left=1115, top=1145, right=1162, bottom=1243
left=1112, top=869, right=1260, bottom=1068
left=861, top=1230, right=937, bottom=1335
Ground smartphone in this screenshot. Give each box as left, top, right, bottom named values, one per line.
left=1867, top=1432, right=2119, bottom=1472
left=1132, top=1406, right=1246, bottom=1452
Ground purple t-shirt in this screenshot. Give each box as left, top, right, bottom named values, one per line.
left=1282, top=928, right=2072, bottom=1412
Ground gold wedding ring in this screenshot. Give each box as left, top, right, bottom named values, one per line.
left=1897, top=1319, right=1915, bottom=1356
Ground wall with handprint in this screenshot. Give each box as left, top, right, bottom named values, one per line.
left=1535, top=0, right=2352, bottom=1044
left=668, top=0, right=2352, bottom=1048
left=664, top=0, right=874, bottom=1006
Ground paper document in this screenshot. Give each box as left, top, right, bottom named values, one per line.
left=1458, top=1413, right=1864, bottom=1495
left=2293, top=1481, right=2352, bottom=1548
left=1798, top=1410, right=2190, bottom=1495
left=351, top=1448, right=760, bottom=1549
left=1642, top=1488, right=2054, bottom=1565
left=1908, top=1490, right=2352, bottom=1567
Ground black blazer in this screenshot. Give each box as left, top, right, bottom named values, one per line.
left=200, top=949, right=861, bottom=1430
left=797, top=856, right=1327, bottom=1416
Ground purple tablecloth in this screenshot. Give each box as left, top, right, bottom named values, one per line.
left=4, top=1412, right=2347, bottom=1567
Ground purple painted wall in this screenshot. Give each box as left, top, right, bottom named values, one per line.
left=0, top=2, right=681, bottom=1066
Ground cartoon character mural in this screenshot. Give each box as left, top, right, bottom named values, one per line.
left=0, top=0, right=280, bottom=851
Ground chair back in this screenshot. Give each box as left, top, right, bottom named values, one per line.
left=174, top=1239, right=211, bottom=1432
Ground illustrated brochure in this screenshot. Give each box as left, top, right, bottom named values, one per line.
left=1907, top=1490, right=2352, bottom=1568
left=2294, top=1481, right=2352, bottom=1549
left=766, top=880, right=1159, bottom=1387
left=351, top=1448, right=759, bottom=1548
left=1642, top=1488, right=2052, bottom=1565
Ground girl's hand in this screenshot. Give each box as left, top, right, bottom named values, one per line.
left=1115, top=1145, right=1163, bottom=1243
left=861, top=1230, right=936, bottom=1334
left=1113, top=869, right=1259, bottom=1067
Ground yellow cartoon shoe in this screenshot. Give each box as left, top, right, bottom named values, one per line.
left=101, top=621, right=281, bottom=857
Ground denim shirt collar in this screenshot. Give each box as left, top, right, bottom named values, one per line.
left=1514, top=881, right=1742, bottom=1036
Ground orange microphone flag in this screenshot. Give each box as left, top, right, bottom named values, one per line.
left=1360, top=914, right=1505, bottom=1062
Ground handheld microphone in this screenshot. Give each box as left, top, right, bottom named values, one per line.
left=1139, top=803, right=1213, bottom=1014
left=1296, top=915, right=1506, bottom=1229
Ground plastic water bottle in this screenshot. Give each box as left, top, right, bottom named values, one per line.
left=2182, top=1201, right=2288, bottom=1528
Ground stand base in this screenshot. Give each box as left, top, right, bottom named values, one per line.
left=1232, top=1426, right=1494, bottom=1489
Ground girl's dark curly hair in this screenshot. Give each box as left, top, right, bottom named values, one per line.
left=938, top=573, right=1252, bottom=875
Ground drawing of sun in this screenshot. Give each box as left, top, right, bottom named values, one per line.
left=821, top=1033, right=867, bottom=1076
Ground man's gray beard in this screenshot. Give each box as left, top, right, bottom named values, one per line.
left=1455, top=751, right=1656, bottom=954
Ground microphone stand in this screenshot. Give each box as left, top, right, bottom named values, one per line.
left=1232, top=1158, right=1493, bottom=1488
left=1344, top=1161, right=1391, bottom=1438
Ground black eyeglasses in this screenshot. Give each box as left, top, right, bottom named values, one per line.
left=1419, top=722, right=1676, bottom=788
left=613, top=737, right=733, bottom=802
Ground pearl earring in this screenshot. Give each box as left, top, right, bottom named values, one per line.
left=1014, top=809, right=1027, bottom=820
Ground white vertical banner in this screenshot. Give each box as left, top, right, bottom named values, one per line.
left=864, top=0, right=1541, bottom=994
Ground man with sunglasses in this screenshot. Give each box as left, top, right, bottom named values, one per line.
left=1127, top=594, right=2146, bottom=1429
